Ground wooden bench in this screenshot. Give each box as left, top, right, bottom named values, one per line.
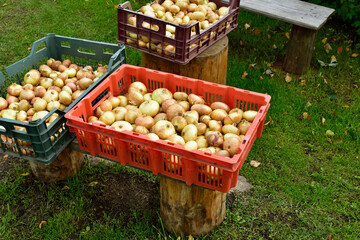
left=239, top=0, right=335, bottom=74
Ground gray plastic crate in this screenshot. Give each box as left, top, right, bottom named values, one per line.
left=0, top=33, right=126, bottom=164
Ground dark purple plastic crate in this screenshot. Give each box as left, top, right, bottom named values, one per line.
left=117, top=0, right=240, bottom=64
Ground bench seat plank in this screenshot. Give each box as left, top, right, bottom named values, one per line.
left=239, top=0, right=335, bottom=30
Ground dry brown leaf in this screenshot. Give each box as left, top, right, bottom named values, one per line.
left=250, top=160, right=261, bottom=167
left=62, top=186, right=70, bottom=190
left=1, top=154, right=8, bottom=161
left=337, top=46, right=343, bottom=54
left=322, top=38, right=327, bottom=44
left=239, top=40, right=244, bottom=46
left=321, top=75, right=328, bottom=84
left=259, top=76, right=264, bottom=80
left=253, top=29, right=261, bottom=35
left=264, top=116, right=273, bottom=126
left=244, top=23, right=250, bottom=30
left=273, top=44, right=277, bottom=49
left=302, top=112, right=309, bottom=119
left=285, top=32, right=290, bottom=39
left=241, top=71, right=248, bottom=79
left=324, top=43, right=332, bottom=53
left=285, top=74, right=292, bottom=83
left=88, top=181, right=98, bottom=187
left=299, top=80, right=306, bottom=86
left=21, top=172, right=30, bottom=176
left=39, top=221, right=47, bottom=229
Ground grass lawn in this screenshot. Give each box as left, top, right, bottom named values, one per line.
left=0, top=0, right=359, bottom=239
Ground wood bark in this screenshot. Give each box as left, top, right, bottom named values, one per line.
left=160, top=176, right=227, bottom=236
left=283, top=25, right=318, bottom=74
left=29, top=148, right=84, bottom=182
left=141, top=36, right=228, bottom=85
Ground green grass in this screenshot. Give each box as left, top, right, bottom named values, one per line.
left=0, top=0, right=360, bottom=239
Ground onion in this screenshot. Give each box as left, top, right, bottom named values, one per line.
left=154, top=113, right=168, bottom=122
left=191, top=104, right=212, bottom=116
left=99, top=100, right=113, bottom=112
left=135, top=115, right=155, bottom=129
left=196, top=137, right=208, bottom=148
left=206, top=131, right=223, bottom=147
left=59, top=91, right=72, bottom=106
left=161, top=0, right=173, bottom=11
left=242, top=110, right=258, bottom=122
left=169, top=4, right=180, bottom=14
left=111, top=121, right=133, bottom=132
left=62, top=59, right=71, bottom=67
left=18, top=99, right=30, bottom=112
left=47, top=58, right=55, bottom=67
left=51, top=60, right=62, bottom=70
left=43, top=90, right=59, bottom=103
left=216, top=150, right=230, bottom=158
left=162, top=98, right=177, bottom=112
left=183, top=110, right=199, bottom=124
left=218, top=6, right=229, bottom=16
left=24, top=69, right=41, bottom=85
left=148, top=133, right=160, bottom=141
left=128, top=82, right=147, bottom=95
left=171, top=116, right=188, bottom=132
left=152, top=88, right=173, bottom=104
left=113, top=107, right=127, bottom=121
left=58, top=64, right=67, bottom=73
left=118, top=96, right=128, bottom=107
left=46, top=101, right=60, bottom=111
left=39, top=65, right=52, bottom=77
left=40, top=78, right=54, bottom=89
left=173, top=92, right=188, bottom=101
left=209, top=120, right=222, bottom=132
left=128, top=91, right=144, bottom=106
left=184, top=140, right=198, bottom=150
left=134, top=125, right=149, bottom=135
left=48, top=86, right=62, bottom=93
left=7, top=83, right=23, bottom=96
left=188, top=93, right=204, bottom=105
left=223, top=137, right=241, bottom=157
left=2, top=109, right=17, bottom=120
left=139, top=100, right=160, bottom=117
left=181, top=124, right=198, bottom=142
left=6, top=95, right=19, bottom=105
left=66, top=82, right=77, bottom=92
left=125, top=108, right=141, bottom=124
left=200, top=114, right=211, bottom=125
left=33, top=98, right=48, bottom=112
left=167, top=134, right=185, bottom=145
left=0, top=97, right=8, bottom=110
left=23, top=84, right=34, bottom=91
left=88, top=116, right=99, bottom=123
left=222, top=124, right=240, bottom=135
left=211, top=109, right=228, bottom=121
left=78, top=78, right=93, bottom=90
left=210, top=102, right=230, bottom=112
left=9, top=102, right=19, bottom=111
left=178, top=101, right=190, bottom=111
left=27, top=108, right=35, bottom=116
left=238, top=120, right=252, bottom=135
left=196, top=122, right=207, bottom=135
left=72, top=90, right=84, bottom=100
left=108, top=95, right=121, bottom=108
left=32, top=111, right=49, bottom=121
left=153, top=120, right=176, bottom=139
left=19, top=89, right=35, bottom=101
left=99, top=111, right=116, bottom=125
left=166, top=103, right=185, bottom=121
left=62, top=86, right=73, bottom=96
left=69, top=64, right=79, bottom=71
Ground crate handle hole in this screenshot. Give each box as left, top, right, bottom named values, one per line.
left=61, top=41, right=70, bottom=48
left=78, top=47, right=96, bottom=55
left=103, top=48, right=114, bottom=54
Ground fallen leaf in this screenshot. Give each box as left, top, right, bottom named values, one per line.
left=331, top=55, right=336, bottom=60
left=302, top=112, right=309, bottom=119
left=346, top=47, right=350, bottom=52
left=327, top=138, right=332, bottom=144
left=265, top=69, right=274, bottom=75
left=1, top=154, right=8, bottom=161
left=253, top=29, right=261, bottom=35
left=250, top=160, right=261, bottom=167
left=62, top=186, right=70, bottom=190
left=2, top=3, right=8, bottom=7
left=324, top=43, right=332, bottom=53
left=285, top=74, right=292, bottom=83
left=352, top=53, right=359, bottom=58
left=88, top=181, right=98, bottom=187
left=105, top=1, right=109, bottom=5
left=264, top=116, right=273, bottom=126
left=299, top=80, right=306, bottom=86
left=337, top=46, right=343, bottom=54
left=285, top=32, right=290, bottom=39
left=315, top=83, right=320, bottom=88
left=305, top=102, right=312, bottom=108
left=273, top=44, right=277, bottom=49
left=326, top=130, right=335, bottom=137
left=239, top=40, right=244, bottom=46
left=248, top=63, right=256, bottom=69
left=321, top=75, right=328, bottom=84
left=259, top=76, right=263, bottom=80
left=322, top=38, right=327, bottom=44
left=322, top=117, right=326, bottom=125
left=241, top=71, right=248, bottom=79
left=343, top=104, right=349, bottom=108
left=114, top=4, right=117, bottom=9
left=244, top=23, right=250, bottom=30
left=188, top=235, right=194, bottom=240
left=21, top=172, right=30, bottom=176
left=39, top=221, right=47, bottom=229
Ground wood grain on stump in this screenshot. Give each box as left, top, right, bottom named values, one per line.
left=30, top=148, right=84, bottom=182
left=141, top=36, right=228, bottom=85
left=160, top=176, right=227, bottom=236
left=283, top=25, right=318, bottom=74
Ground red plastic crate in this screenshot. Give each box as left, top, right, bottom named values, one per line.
left=65, top=64, right=271, bottom=192
left=117, top=0, right=240, bottom=64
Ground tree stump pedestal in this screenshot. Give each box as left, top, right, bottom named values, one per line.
left=141, top=36, right=229, bottom=85
left=29, top=148, right=84, bottom=182
left=142, top=38, right=230, bottom=235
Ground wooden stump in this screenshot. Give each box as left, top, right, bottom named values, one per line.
left=141, top=36, right=229, bottom=85
left=160, top=176, right=227, bottom=236
left=283, top=25, right=318, bottom=74
left=29, top=148, right=84, bottom=182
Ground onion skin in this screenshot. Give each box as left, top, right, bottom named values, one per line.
left=0, top=97, right=8, bottom=110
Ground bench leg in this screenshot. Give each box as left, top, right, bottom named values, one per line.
left=283, top=25, right=318, bottom=74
